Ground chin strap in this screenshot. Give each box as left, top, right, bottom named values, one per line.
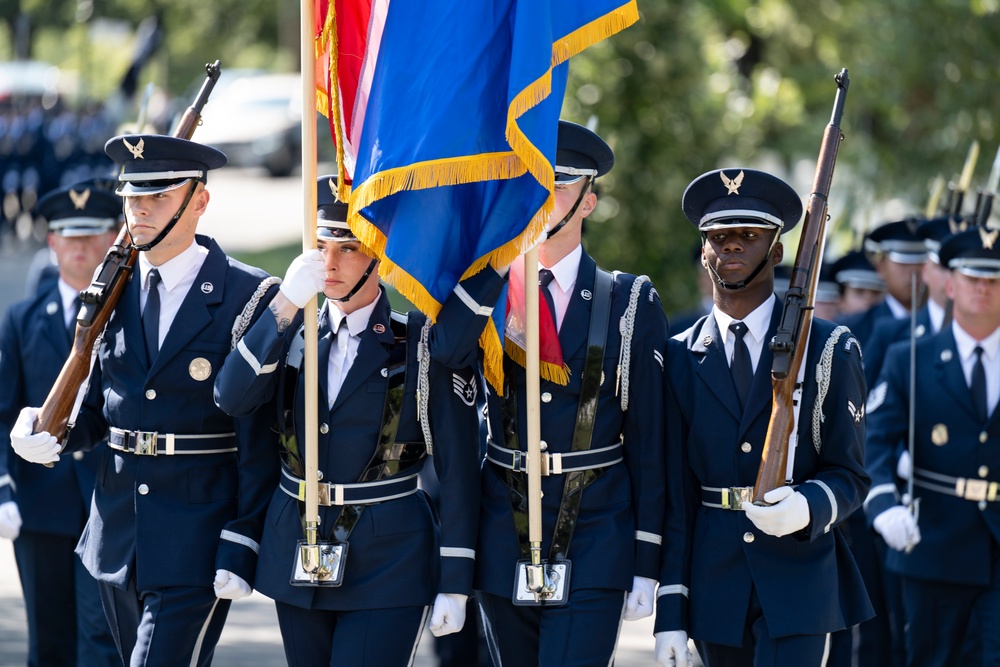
left=703, top=230, right=780, bottom=291
left=329, top=257, right=378, bottom=303
left=546, top=177, right=592, bottom=240
left=129, top=181, right=200, bottom=252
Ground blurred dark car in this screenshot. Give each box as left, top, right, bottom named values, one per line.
left=193, top=71, right=303, bottom=177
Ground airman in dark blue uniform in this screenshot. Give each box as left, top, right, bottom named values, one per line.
left=10, top=134, right=279, bottom=667
left=866, top=226, right=1000, bottom=667
left=213, top=176, right=483, bottom=667
left=0, top=181, right=121, bottom=666
left=830, top=249, right=885, bottom=318
left=655, top=168, right=873, bottom=667
left=445, top=121, right=669, bottom=667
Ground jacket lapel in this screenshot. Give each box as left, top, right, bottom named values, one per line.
left=557, top=252, right=596, bottom=362
left=120, top=267, right=149, bottom=367
left=331, top=290, right=393, bottom=411
left=934, top=329, right=981, bottom=423
left=692, top=315, right=742, bottom=421
left=149, top=238, right=222, bottom=376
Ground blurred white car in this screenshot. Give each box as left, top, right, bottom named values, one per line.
left=194, top=71, right=302, bottom=177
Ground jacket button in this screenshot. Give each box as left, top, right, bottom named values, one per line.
left=138, top=484, right=149, bottom=495
left=541, top=392, right=552, bottom=403
left=539, top=440, right=548, bottom=451
left=72, top=451, right=84, bottom=461
left=979, top=466, right=989, bottom=478
left=319, top=423, right=329, bottom=434
left=743, top=531, right=755, bottom=543
left=981, top=432, right=989, bottom=444
left=145, top=389, right=156, bottom=400
left=979, top=500, right=988, bottom=511
left=317, top=470, right=324, bottom=481
left=741, top=442, right=752, bottom=453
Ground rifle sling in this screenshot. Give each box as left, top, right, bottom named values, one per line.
left=499, top=267, right=615, bottom=561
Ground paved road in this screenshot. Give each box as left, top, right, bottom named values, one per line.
left=0, top=168, right=662, bottom=665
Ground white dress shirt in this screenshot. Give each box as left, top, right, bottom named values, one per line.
left=540, top=243, right=582, bottom=332
left=712, top=294, right=776, bottom=374
left=325, top=297, right=379, bottom=408
left=952, top=322, right=1000, bottom=417
left=138, top=241, right=209, bottom=351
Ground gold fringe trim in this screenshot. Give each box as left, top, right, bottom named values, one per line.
left=551, top=2, right=639, bottom=67
left=481, top=319, right=504, bottom=394
left=315, top=2, right=351, bottom=200
left=504, top=338, right=570, bottom=386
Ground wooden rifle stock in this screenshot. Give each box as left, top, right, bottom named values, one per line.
left=34, top=60, right=223, bottom=451
left=753, top=69, right=849, bottom=503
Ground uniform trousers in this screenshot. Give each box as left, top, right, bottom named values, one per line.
left=695, top=588, right=830, bottom=667
left=477, top=588, right=626, bottom=667
left=901, top=547, right=1000, bottom=667
left=99, top=577, right=231, bottom=667
left=14, top=531, right=118, bottom=667
left=274, top=600, right=428, bottom=667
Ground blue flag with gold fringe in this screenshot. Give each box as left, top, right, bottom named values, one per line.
left=317, top=0, right=639, bottom=389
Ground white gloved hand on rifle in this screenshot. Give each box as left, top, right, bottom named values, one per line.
left=10, top=407, right=60, bottom=465
left=874, top=505, right=920, bottom=552
left=742, top=485, right=810, bottom=537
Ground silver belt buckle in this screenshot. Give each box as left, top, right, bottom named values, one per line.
left=959, top=478, right=988, bottom=502
left=134, top=431, right=158, bottom=456
left=722, top=486, right=753, bottom=510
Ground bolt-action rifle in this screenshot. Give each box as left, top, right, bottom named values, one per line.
left=753, top=69, right=849, bottom=503
left=34, top=61, right=222, bottom=453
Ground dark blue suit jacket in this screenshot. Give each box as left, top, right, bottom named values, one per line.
left=214, top=288, right=482, bottom=610
left=839, top=301, right=895, bottom=352
left=656, top=301, right=873, bottom=646
left=865, top=327, right=1000, bottom=586
left=66, top=235, right=279, bottom=591
left=473, top=252, right=669, bottom=597
left=859, top=305, right=934, bottom=390
left=0, top=283, right=102, bottom=536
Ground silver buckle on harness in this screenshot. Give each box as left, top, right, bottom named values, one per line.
left=134, top=431, right=158, bottom=456
left=721, top=486, right=754, bottom=510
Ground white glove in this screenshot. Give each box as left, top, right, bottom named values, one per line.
left=429, top=593, right=468, bottom=637
left=279, top=249, right=326, bottom=308
left=0, top=502, right=21, bottom=540
left=874, top=506, right=921, bottom=552
left=623, top=576, right=657, bottom=621
left=10, top=407, right=60, bottom=465
left=654, top=630, right=691, bottom=667
left=896, top=450, right=912, bottom=481
left=742, top=485, right=810, bottom=537
left=213, top=569, right=252, bottom=600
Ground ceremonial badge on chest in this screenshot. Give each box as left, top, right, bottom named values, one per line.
left=189, top=357, right=212, bottom=381
left=291, top=540, right=348, bottom=587
left=931, top=423, right=949, bottom=446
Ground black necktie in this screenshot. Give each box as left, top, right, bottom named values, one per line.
left=971, top=345, right=988, bottom=422
left=729, top=321, right=753, bottom=409
left=67, top=296, right=82, bottom=339
left=143, top=269, right=161, bottom=359
left=538, top=269, right=558, bottom=329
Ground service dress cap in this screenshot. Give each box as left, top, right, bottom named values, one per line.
left=105, top=134, right=227, bottom=196
left=916, top=215, right=956, bottom=264
left=864, top=217, right=928, bottom=264
left=315, top=175, right=355, bottom=242
left=830, top=250, right=885, bottom=292
left=682, top=168, right=802, bottom=234
left=938, top=226, right=1000, bottom=278
left=555, top=120, right=614, bottom=184
left=36, top=179, right=121, bottom=237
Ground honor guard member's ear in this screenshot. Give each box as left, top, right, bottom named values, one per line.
left=316, top=174, right=377, bottom=303
left=547, top=120, right=614, bottom=239
left=36, top=179, right=121, bottom=237
left=682, top=168, right=802, bottom=290
left=104, top=133, right=227, bottom=251
left=937, top=226, right=1000, bottom=278
left=863, top=217, right=929, bottom=266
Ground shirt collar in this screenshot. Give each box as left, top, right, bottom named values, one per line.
left=884, top=294, right=909, bottom=319
left=713, top=293, right=776, bottom=345
left=57, top=279, right=78, bottom=321
left=540, top=244, right=582, bottom=294
left=952, top=321, right=1000, bottom=364
left=139, top=240, right=205, bottom=292
left=327, top=292, right=380, bottom=338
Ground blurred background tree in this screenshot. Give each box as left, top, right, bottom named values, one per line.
left=3, top=0, right=1000, bottom=313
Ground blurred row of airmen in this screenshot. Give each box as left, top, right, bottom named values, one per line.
left=1, top=121, right=999, bottom=667
left=0, top=95, right=118, bottom=241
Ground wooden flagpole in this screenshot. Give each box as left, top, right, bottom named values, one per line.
left=524, top=246, right=543, bottom=564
